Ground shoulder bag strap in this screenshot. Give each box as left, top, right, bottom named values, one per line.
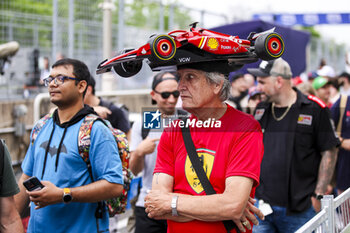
left=181, top=126, right=240, bottom=233
left=181, top=126, right=216, bottom=195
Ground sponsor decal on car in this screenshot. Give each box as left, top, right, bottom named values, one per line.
left=207, top=38, right=219, bottom=50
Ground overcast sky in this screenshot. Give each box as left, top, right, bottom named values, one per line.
left=176, top=0, right=350, bottom=47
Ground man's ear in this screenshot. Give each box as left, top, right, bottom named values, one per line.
left=213, top=79, right=224, bottom=95
left=276, top=76, right=284, bottom=89
left=150, top=90, right=157, bottom=104
left=150, top=90, right=155, bottom=98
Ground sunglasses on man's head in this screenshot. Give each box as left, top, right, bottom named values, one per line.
left=154, top=90, right=180, bottom=99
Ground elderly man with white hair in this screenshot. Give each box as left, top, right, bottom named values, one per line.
left=144, top=60, right=265, bottom=233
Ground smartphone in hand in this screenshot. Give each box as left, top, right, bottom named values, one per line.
left=23, top=176, right=45, bottom=191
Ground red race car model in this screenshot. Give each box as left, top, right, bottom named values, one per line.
left=96, top=22, right=284, bottom=77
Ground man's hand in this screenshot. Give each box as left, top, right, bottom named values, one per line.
left=311, top=197, right=321, bottom=212
left=27, top=181, right=63, bottom=209
left=135, top=137, right=160, bottom=156
left=144, top=190, right=172, bottom=219
left=93, top=106, right=111, bottom=119
left=234, top=197, right=265, bottom=232
left=340, top=138, right=350, bottom=151
left=130, top=137, right=160, bottom=175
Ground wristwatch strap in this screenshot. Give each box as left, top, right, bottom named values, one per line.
left=171, top=196, right=178, bottom=216
left=312, top=192, right=323, bottom=200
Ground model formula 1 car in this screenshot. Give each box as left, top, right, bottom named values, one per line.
left=96, top=22, right=284, bottom=77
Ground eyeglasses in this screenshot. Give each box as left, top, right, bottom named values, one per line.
left=154, top=90, right=180, bottom=99
left=43, top=75, right=78, bottom=87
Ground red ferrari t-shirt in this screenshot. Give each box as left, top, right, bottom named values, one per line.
left=154, top=105, right=264, bottom=233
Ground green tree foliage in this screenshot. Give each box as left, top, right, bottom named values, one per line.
left=4, top=0, right=52, bottom=15
left=122, top=0, right=192, bottom=30
left=0, top=0, right=192, bottom=47
left=301, top=26, right=321, bottom=38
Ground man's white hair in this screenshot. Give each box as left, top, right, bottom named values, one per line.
left=205, top=72, right=231, bottom=101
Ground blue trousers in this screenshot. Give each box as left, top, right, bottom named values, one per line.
left=253, top=204, right=316, bottom=233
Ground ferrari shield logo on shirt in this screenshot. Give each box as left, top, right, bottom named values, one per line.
left=254, top=108, right=265, bottom=120
left=185, top=148, right=215, bottom=194
left=298, top=114, right=312, bottom=125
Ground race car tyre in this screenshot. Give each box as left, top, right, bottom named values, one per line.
left=149, top=34, right=176, bottom=62
left=112, top=60, right=143, bottom=78
left=255, top=32, right=284, bottom=60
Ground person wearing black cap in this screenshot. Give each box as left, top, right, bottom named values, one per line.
left=248, top=58, right=339, bottom=233
left=144, top=60, right=265, bottom=233
left=129, top=71, right=183, bottom=233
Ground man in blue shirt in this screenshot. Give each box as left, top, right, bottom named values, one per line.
left=15, top=58, right=124, bottom=233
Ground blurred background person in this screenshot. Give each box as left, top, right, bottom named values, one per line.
left=328, top=79, right=340, bottom=107
left=312, top=76, right=332, bottom=107
left=246, top=86, right=262, bottom=115
left=39, top=57, right=50, bottom=86
left=226, top=72, right=249, bottom=111
left=84, top=76, right=131, bottom=139
left=244, top=73, right=256, bottom=89
left=331, top=95, right=350, bottom=195
left=338, top=72, right=350, bottom=96
left=296, top=81, right=316, bottom=96
left=317, top=59, right=336, bottom=79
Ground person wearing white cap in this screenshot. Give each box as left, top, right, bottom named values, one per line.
left=317, top=65, right=336, bottom=79
left=248, top=58, right=339, bottom=233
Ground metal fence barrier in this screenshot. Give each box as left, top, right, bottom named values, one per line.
left=296, top=188, right=350, bottom=233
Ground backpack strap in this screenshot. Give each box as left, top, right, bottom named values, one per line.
left=78, top=113, right=108, bottom=220
left=31, top=113, right=52, bottom=145
left=141, top=127, right=151, bottom=140
left=78, top=114, right=99, bottom=163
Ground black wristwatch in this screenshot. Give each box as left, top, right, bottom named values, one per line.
left=62, top=188, right=73, bottom=204
left=312, top=192, right=323, bottom=200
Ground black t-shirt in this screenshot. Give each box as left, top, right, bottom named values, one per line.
left=255, top=89, right=340, bottom=213
left=99, top=98, right=131, bottom=134
left=259, top=105, right=294, bottom=206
